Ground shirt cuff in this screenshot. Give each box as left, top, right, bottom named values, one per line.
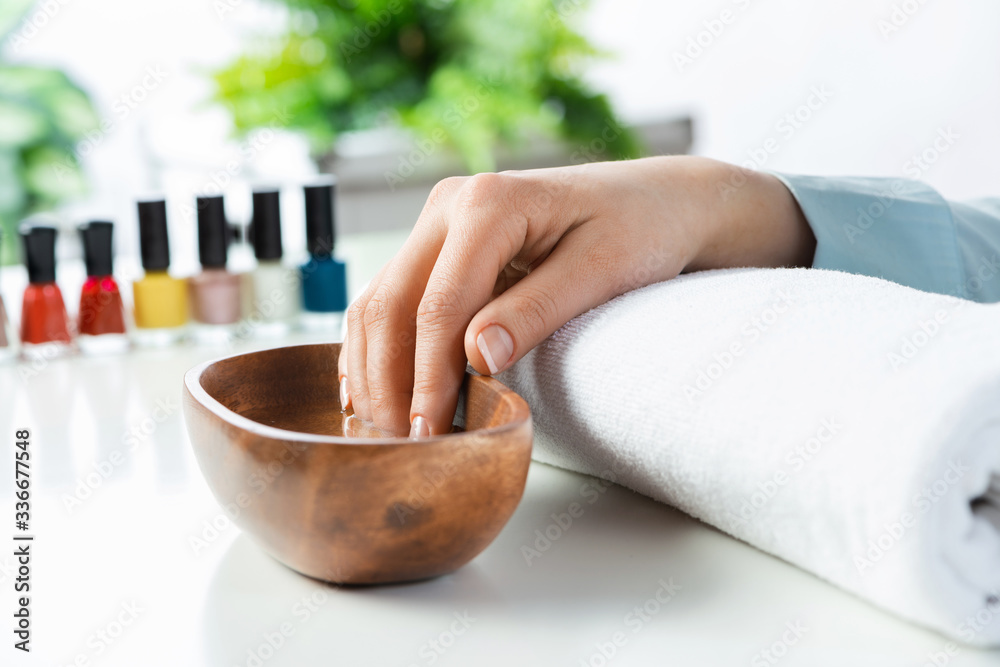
left=770, top=172, right=968, bottom=299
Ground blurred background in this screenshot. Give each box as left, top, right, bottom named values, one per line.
left=1, top=0, right=997, bottom=276
left=3, top=4, right=1000, bottom=663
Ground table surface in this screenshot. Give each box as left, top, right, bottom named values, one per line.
left=2, top=233, right=1000, bottom=667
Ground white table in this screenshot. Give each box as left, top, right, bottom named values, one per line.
left=2, top=234, right=999, bottom=666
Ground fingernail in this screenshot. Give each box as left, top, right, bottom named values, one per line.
left=409, top=415, right=430, bottom=439
left=340, top=376, right=350, bottom=410
left=477, top=324, right=514, bottom=375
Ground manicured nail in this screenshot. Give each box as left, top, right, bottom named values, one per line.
left=477, top=324, right=514, bottom=375
left=339, top=376, right=350, bottom=410
left=409, top=415, right=430, bottom=439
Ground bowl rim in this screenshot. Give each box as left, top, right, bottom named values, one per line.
left=183, top=342, right=531, bottom=445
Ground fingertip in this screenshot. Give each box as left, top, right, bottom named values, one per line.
left=408, top=373, right=463, bottom=440
left=408, top=414, right=430, bottom=439
left=339, top=375, right=351, bottom=411
left=337, top=339, right=352, bottom=410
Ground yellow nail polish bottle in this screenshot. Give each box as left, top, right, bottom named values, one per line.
left=133, top=200, right=188, bottom=346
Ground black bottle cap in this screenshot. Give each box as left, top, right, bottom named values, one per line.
left=251, top=189, right=283, bottom=260
left=79, top=220, right=115, bottom=277
left=304, top=180, right=337, bottom=257
left=19, top=222, right=58, bottom=284
left=137, top=199, right=171, bottom=271
left=197, top=195, right=229, bottom=269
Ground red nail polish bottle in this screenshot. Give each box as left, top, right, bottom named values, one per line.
left=19, top=222, right=75, bottom=360
left=77, top=221, right=129, bottom=355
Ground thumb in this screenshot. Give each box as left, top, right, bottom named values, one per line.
left=464, top=234, right=621, bottom=376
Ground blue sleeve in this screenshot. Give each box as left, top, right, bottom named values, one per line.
left=771, top=173, right=1000, bottom=303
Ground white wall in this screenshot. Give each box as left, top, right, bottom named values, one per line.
left=583, top=0, right=1000, bottom=200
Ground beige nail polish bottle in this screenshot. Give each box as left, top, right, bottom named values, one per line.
left=188, top=195, right=241, bottom=343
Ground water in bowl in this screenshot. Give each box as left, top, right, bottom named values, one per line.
left=240, top=405, right=395, bottom=438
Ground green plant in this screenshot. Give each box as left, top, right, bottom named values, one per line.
left=212, top=0, right=642, bottom=174
left=0, top=0, right=99, bottom=265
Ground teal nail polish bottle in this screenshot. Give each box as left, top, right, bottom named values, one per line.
left=300, top=180, right=348, bottom=330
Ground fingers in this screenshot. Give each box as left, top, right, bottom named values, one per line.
left=344, top=232, right=441, bottom=433
left=343, top=179, right=458, bottom=434
left=408, top=175, right=529, bottom=437
left=344, top=260, right=405, bottom=421
left=345, top=170, right=586, bottom=438
left=464, top=226, right=625, bottom=376
left=362, top=254, right=434, bottom=434
left=408, top=258, right=498, bottom=437
left=344, top=281, right=375, bottom=420
left=360, top=282, right=415, bottom=435
left=338, top=334, right=350, bottom=410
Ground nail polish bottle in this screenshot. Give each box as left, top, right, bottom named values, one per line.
left=0, top=231, right=17, bottom=363
left=188, top=195, right=242, bottom=342
left=133, top=199, right=189, bottom=346
left=77, top=221, right=129, bottom=355
left=244, top=188, right=300, bottom=337
left=19, top=222, right=74, bottom=360
left=300, top=181, right=348, bottom=331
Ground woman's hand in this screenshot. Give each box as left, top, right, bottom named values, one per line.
left=338, top=156, right=815, bottom=437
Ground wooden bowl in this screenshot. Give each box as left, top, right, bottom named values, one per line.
left=183, top=343, right=533, bottom=585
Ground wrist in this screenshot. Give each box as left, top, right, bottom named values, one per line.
left=686, top=161, right=816, bottom=271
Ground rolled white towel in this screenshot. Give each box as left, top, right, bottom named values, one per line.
left=497, top=267, right=1000, bottom=646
